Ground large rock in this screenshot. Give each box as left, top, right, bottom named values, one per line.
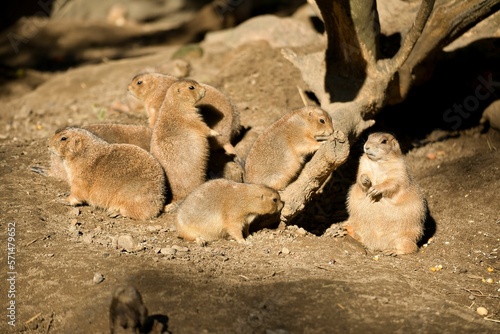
left=203, top=14, right=325, bottom=50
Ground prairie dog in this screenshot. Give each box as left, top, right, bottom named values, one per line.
left=150, top=79, right=213, bottom=203
left=127, top=72, right=240, bottom=155
left=49, top=127, right=166, bottom=220
left=344, top=132, right=426, bottom=255
left=176, top=179, right=284, bottom=245
left=109, top=286, right=148, bottom=334
left=480, top=99, right=500, bottom=131
left=48, top=123, right=152, bottom=183
left=244, top=106, right=334, bottom=190
left=83, top=123, right=152, bottom=151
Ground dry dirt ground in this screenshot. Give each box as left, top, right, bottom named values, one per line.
left=1, top=8, right=500, bottom=334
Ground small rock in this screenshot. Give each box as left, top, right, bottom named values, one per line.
left=82, top=234, right=93, bottom=244
left=160, top=247, right=177, bottom=255
left=93, top=272, right=104, bottom=284
left=146, top=225, right=162, bottom=233
left=171, top=245, right=189, bottom=252
left=281, top=247, right=290, bottom=255
left=296, top=228, right=307, bottom=236
left=476, top=306, right=488, bottom=316
left=117, top=235, right=138, bottom=252
left=71, top=207, right=80, bottom=216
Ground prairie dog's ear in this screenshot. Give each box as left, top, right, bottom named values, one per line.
left=391, top=136, right=401, bottom=154
left=67, top=137, right=82, bottom=155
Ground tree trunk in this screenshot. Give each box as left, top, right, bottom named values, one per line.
left=279, top=0, right=500, bottom=224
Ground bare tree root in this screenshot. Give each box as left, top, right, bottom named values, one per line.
left=280, top=130, right=349, bottom=223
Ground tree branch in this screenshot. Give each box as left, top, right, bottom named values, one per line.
left=397, top=0, right=500, bottom=101
left=280, top=130, right=349, bottom=223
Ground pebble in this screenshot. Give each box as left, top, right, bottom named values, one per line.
left=82, top=234, right=93, bottom=244
left=146, top=225, right=162, bottom=233
left=93, top=272, right=104, bottom=284
left=281, top=247, right=290, bottom=255
left=71, top=208, right=80, bottom=216
left=476, top=306, right=488, bottom=316
left=160, top=247, right=177, bottom=255
left=117, top=235, right=138, bottom=252
left=296, top=228, right=307, bottom=236
left=172, top=245, right=189, bottom=252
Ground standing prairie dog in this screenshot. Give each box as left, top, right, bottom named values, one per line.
left=150, top=79, right=215, bottom=203
left=109, top=286, right=148, bottom=334
left=176, top=179, right=284, bottom=246
left=48, top=123, right=152, bottom=183
left=127, top=72, right=240, bottom=156
left=244, top=106, right=334, bottom=190
left=49, top=127, right=166, bottom=220
left=343, top=132, right=426, bottom=255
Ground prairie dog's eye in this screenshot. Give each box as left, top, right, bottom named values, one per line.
left=381, top=139, right=387, bottom=144
left=188, top=85, right=195, bottom=90
left=319, top=118, right=326, bottom=124
left=60, top=136, right=67, bottom=141
left=273, top=198, right=278, bottom=203
left=137, top=80, right=143, bottom=85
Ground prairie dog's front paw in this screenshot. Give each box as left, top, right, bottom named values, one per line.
left=367, top=186, right=382, bottom=201
left=360, top=174, right=372, bottom=189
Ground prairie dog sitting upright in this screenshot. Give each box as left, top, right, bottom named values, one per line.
left=343, top=132, right=426, bottom=255
left=150, top=79, right=215, bottom=203
left=244, top=106, right=334, bottom=190
left=109, top=286, right=148, bottom=334
left=49, top=127, right=166, bottom=220
left=176, top=179, right=284, bottom=246
left=127, top=72, right=240, bottom=156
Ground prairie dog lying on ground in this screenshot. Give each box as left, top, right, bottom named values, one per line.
left=176, top=179, right=283, bottom=246
left=47, top=123, right=152, bottom=183
left=49, top=127, right=166, bottom=220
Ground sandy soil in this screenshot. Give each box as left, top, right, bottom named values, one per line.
left=1, top=6, right=500, bottom=334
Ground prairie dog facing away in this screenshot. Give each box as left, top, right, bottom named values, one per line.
left=244, top=106, right=334, bottom=190
left=48, top=123, right=152, bottom=183
left=127, top=72, right=240, bottom=156
left=344, top=132, right=426, bottom=255
left=150, top=79, right=214, bottom=203
left=109, top=286, right=148, bottom=334
left=176, top=179, right=284, bottom=246
left=49, top=127, right=166, bottom=220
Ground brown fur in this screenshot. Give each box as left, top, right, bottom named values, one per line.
left=49, top=123, right=152, bottom=183
left=83, top=123, right=152, bottom=151
left=150, top=79, right=213, bottom=202
left=244, top=106, right=334, bottom=190
left=344, top=132, right=426, bottom=255
left=176, top=179, right=283, bottom=245
left=49, top=127, right=166, bottom=220
left=127, top=72, right=240, bottom=155
left=109, top=286, right=148, bottom=334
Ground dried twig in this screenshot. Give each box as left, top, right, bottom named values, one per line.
left=25, top=312, right=42, bottom=324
